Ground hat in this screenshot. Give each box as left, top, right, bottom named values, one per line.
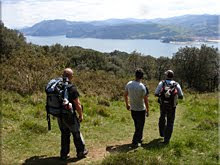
left=165, top=70, right=174, bottom=78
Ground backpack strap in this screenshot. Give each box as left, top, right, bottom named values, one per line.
left=160, top=80, right=166, bottom=93
left=46, top=104, right=51, bottom=131
left=162, top=80, right=166, bottom=86
left=163, top=80, right=169, bottom=86
left=63, top=84, right=73, bottom=100
left=47, top=112, right=51, bottom=131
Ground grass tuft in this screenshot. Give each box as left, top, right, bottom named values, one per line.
left=196, top=119, right=218, bottom=130
left=96, top=106, right=111, bottom=117
left=20, top=120, right=47, bottom=134
left=98, top=98, right=110, bottom=107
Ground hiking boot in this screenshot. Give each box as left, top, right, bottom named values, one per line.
left=60, top=154, right=70, bottom=160
left=161, top=140, right=169, bottom=145
left=77, top=150, right=88, bottom=159
left=132, top=142, right=142, bottom=148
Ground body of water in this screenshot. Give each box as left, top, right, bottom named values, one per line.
left=25, top=35, right=219, bottom=58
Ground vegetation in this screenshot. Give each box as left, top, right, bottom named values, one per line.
left=1, top=22, right=219, bottom=94
left=173, top=46, right=219, bottom=91
left=0, top=22, right=219, bottom=164
left=102, top=93, right=218, bottom=165
left=1, top=87, right=218, bottom=164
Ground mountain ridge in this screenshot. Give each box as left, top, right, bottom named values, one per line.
left=20, top=14, right=219, bottom=41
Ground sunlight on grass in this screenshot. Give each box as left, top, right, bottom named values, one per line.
left=1, top=91, right=218, bottom=164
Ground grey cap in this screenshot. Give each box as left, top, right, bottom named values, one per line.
left=165, top=70, right=174, bottom=78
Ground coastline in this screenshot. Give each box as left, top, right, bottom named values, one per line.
left=207, top=40, right=220, bottom=43
left=169, top=40, right=219, bottom=45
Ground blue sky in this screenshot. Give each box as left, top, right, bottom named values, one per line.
left=1, top=0, right=220, bottom=28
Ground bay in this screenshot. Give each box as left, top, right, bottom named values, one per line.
left=25, top=35, right=219, bottom=58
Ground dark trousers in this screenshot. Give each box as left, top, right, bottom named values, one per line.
left=159, top=105, right=176, bottom=142
left=57, top=114, right=85, bottom=157
left=131, top=110, right=146, bottom=144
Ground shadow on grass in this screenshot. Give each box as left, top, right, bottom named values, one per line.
left=142, top=138, right=168, bottom=150
left=106, top=143, right=136, bottom=153
left=23, top=155, right=84, bottom=165
left=106, top=138, right=167, bottom=153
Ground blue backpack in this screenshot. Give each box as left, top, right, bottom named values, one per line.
left=45, top=77, right=72, bottom=130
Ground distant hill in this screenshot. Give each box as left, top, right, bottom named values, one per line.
left=150, top=14, right=219, bottom=38
left=20, top=15, right=219, bottom=40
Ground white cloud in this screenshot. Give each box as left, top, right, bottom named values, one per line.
left=1, top=0, right=220, bottom=28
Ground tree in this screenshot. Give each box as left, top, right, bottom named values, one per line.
left=155, top=57, right=172, bottom=81
left=0, top=22, right=26, bottom=62
left=128, top=51, right=141, bottom=72
left=172, top=45, right=219, bottom=91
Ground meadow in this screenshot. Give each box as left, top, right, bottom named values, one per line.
left=1, top=87, right=218, bottom=164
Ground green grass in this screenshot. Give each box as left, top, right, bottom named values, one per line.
left=1, top=90, right=219, bottom=164
left=101, top=92, right=219, bottom=165
left=1, top=90, right=136, bottom=164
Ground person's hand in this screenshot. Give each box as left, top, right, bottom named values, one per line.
left=126, top=104, right=131, bottom=111
left=146, top=109, right=149, bottom=117
left=79, top=115, right=83, bottom=122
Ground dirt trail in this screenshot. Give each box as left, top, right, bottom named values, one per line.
left=74, top=139, right=132, bottom=165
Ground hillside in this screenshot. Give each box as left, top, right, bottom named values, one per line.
left=20, top=14, right=219, bottom=40
left=1, top=83, right=219, bottom=164
left=151, top=14, right=219, bottom=39
left=1, top=19, right=219, bottom=165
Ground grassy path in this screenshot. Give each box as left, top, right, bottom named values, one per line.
left=73, top=105, right=184, bottom=165
left=2, top=92, right=218, bottom=164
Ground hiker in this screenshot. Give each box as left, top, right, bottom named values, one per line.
left=124, top=68, right=149, bottom=147
left=57, top=68, right=88, bottom=160
left=155, top=70, right=183, bottom=144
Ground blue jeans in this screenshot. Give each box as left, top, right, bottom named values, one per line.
left=131, top=110, right=146, bottom=144
left=57, top=113, right=85, bottom=157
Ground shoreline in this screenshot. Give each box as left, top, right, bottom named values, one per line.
left=169, top=40, right=219, bottom=45
left=207, top=40, right=220, bottom=43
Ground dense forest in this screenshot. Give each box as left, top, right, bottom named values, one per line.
left=1, top=22, right=219, bottom=97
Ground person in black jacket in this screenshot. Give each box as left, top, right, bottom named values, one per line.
left=58, top=68, right=88, bottom=160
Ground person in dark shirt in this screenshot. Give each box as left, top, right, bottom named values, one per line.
left=57, top=68, right=88, bottom=160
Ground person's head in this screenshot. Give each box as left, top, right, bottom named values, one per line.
left=135, top=68, right=144, bottom=80
left=165, top=70, right=174, bottom=79
left=63, top=68, right=73, bottom=80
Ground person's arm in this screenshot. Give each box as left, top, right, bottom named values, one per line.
left=155, top=82, right=163, bottom=97
left=144, top=95, right=149, bottom=116
left=177, top=84, right=183, bottom=99
left=73, top=98, right=83, bottom=122
left=124, top=91, right=130, bottom=111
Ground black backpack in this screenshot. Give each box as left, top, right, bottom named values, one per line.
left=45, top=77, right=73, bottom=130
left=158, top=80, right=178, bottom=108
